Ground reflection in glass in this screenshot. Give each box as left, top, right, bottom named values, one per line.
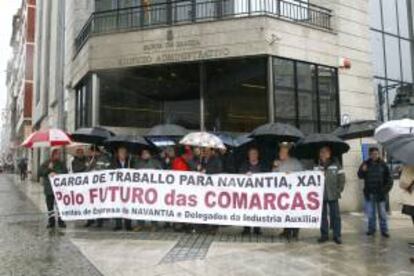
left=401, top=39, right=413, bottom=82
left=318, top=66, right=338, bottom=133
left=397, top=0, right=410, bottom=38
left=385, top=35, right=401, bottom=81
left=297, top=62, right=318, bottom=134
left=369, top=0, right=382, bottom=29
left=99, top=63, right=200, bottom=129
left=273, top=58, right=296, bottom=125
left=75, top=77, right=93, bottom=129
left=382, top=0, right=398, bottom=34
left=205, top=58, right=268, bottom=132
left=371, top=31, right=386, bottom=77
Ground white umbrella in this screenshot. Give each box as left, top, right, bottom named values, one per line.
left=179, top=132, right=226, bottom=150
left=374, top=118, right=414, bottom=143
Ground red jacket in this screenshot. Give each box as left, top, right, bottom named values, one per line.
left=172, top=157, right=190, bottom=171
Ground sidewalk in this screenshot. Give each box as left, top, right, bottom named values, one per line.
left=10, top=174, right=414, bottom=276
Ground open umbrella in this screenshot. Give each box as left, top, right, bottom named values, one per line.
left=294, top=133, right=350, bottom=158
left=249, top=123, right=304, bottom=142
left=180, top=132, right=226, bottom=150
left=66, top=143, right=93, bottom=156
left=71, top=127, right=115, bottom=145
left=104, top=135, right=154, bottom=153
left=21, top=129, right=72, bottom=148
left=210, top=132, right=238, bottom=148
left=235, top=133, right=253, bottom=147
left=332, top=120, right=381, bottom=140
left=146, top=124, right=189, bottom=137
left=374, top=119, right=414, bottom=143
left=383, top=135, right=414, bottom=165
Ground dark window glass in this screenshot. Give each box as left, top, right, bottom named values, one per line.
left=95, top=0, right=117, bottom=11
left=273, top=58, right=296, bottom=125
left=374, top=78, right=386, bottom=121
left=318, top=66, right=338, bottom=133
left=99, top=63, right=200, bottom=129
left=369, top=0, right=382, bottom=29
left=371, top=31, right=386, bottom=77
left=75, top=77, right=93, bottom=129
left=385, top=34, right=402, bottom=80
left=297, top=62, right=318, bottom=134
left=205, top=57, right=268, bottom=132
left=382, top=0, right=398, bottom=34
left=401, top=39, right=413, bottom=82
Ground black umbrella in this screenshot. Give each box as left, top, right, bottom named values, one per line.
left=295, top=133, right=350, bottom=158
left=103, top=134, right=154, bottom=153
left=332, top=120, right=381, bottom=140
left=71, top=127, right=115, bottom=145
left=249, top=123, right=304, bottom=142
left=146, top=124, right=189, bottom=137
left=383, top=135, right=414, bottom=165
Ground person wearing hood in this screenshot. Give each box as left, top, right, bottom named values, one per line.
left=315, top=146, right=346, bottom=244
left=272, top=142, right=303, bottom=241
left=357, top=147, right=393, bottom=237
left=112, top=146, right=133, bottom=231
left=38, top=149, right=68, bottom=229
left=399, top=165, right=414, bottom=264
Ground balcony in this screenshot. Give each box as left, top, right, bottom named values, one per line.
left=75, top=0, right=332, bottom=54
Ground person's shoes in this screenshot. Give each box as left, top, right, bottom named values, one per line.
left=279, top=230, right=288, bottom=239
left=58, top=221, right=66, bottom=228
left=47, top=222, right=55, bottom=229
left=253, top=229, right=262, bottom=235
left=317, top=237, right=329, bottom=243
left=366, top=231, right=375, bottom=236
left=84, top=221, right=94, bottom=228
left=113, top=226, right=122, bottom=231
left=333, top=237, right=342, bottom=244
left=381, top=232, right=390, bottom=238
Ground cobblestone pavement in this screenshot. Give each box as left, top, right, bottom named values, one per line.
left=2, top=174, right=414, bottom=276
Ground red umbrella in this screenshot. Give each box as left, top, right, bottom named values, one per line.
left=21, top=128, right=72, bottom=148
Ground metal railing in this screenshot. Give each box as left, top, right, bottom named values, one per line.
left=75, top=0, right=332, bottom=53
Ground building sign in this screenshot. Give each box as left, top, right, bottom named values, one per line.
left=51, top=169, right=325, bottom=228
left=118, top=38, right=230, bottom=67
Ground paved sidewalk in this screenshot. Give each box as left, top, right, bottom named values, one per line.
left=4, top=174, right=414, bottom=276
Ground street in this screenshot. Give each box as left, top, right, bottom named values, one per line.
left=0, top=174, right=413, bottom=276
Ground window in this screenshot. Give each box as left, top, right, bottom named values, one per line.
left=318, top=66, right=338, bottom=133
left=397, top=0, right=410, bottom=38
left=274, top=58, right=296, bottom=126
left=371, top=31, right=386, bottom=77
left=297, top=62, right=318, bottom=134
left=385, top=35, right=402, bottom=80
left=75, top=77, right=93, bottom=129
left=369, top=0, right=382, bottom=29
left=401, top=39, right=413, bottom=82
left=382, top=0, right=398, bottom=34
left=205, top=57, right=268, bottom=132
left=99, top=63, right=200, bottom=129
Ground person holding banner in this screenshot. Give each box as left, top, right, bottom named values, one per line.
left=273, top=142, right=304, bottom=241
left=239, top=147, right=266, bottom=236
left=315, top=146, right=346, bottom=244
left=38, top=149, right=68, bottom=229
left=112, top=146, right=133, bottom=231
left=84, top=146, right=111, bottom=228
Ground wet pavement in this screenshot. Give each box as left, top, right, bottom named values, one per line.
left=1, top=174, right=414, bottom=276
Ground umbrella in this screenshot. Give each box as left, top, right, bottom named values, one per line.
left=147, top=137, right=176, bottom=148
left=383, top=135, right=414, bottom=165
left=332, top=120, right=381, bottom=140
left=146, top=124, right=189, bottom=137
left=235, top=133, right=253, bottom=147
left=374, top=118, right=414, bottom=143
left=210, top=132, right=238, bottom=148
left=103, top=134, right=153, bottom=152
left=21, top=129, right=72, bottom=148
left=66, top=143, right=93, bottom=156
left=294, top=133, right=350, bottom=158
left=71, top=127, right=115, bottom=145
left=249, top=123, right=304, bottom=142
left=180, top=132, right=226, bottom=150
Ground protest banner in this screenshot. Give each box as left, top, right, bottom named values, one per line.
left=50, top=169, right=324, bottom=228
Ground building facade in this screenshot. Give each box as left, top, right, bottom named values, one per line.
left=4, top=0, right=36, bottom=163
left=63, top=0, right=376, bottom=211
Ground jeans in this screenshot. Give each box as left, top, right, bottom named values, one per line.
left=365, top=195, right=388, bottom=234
left=321, top=200, right=341, bottom=239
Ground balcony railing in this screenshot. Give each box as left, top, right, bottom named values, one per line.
left=75, top=0, right=332, bottom=54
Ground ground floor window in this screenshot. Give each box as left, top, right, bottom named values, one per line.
left=75, top=55, right=339, bottom=134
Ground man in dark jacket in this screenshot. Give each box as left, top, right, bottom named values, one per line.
left=358, top=147, right=393, bottom=237
left=315, top=146, right=346, bottom=244
left=239, top=147, right=265, bottom=236
left=38, top=149, right=68, bottom=229
left=199, top=148, right=223, bottom=174
left=72, top=148, right=87, bottom=173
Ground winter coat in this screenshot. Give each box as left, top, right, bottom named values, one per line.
left=134, top=158, right=162, bottom=170
left=201, top=156, right=223, bottom=174
left=314, top=159, right=346, bottom=201
left=72, top=156, right=87, bottom=173
left=111, top=157, right=134, bottom=169
left=172, top=157, right=190, bottom=171
left=87, top=154, right=112, bottom=171
left=38, top=159, right=68, bottom=196
left=399, top=165, right=414, bottom=208
left=272, top=157, right=303, bottom=173
left=357, top=159, right=393, bottom=201
left=238, top=161, right=265, bottom=174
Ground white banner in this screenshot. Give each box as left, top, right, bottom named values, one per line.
left=50, top=169, right=324, bottom=228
